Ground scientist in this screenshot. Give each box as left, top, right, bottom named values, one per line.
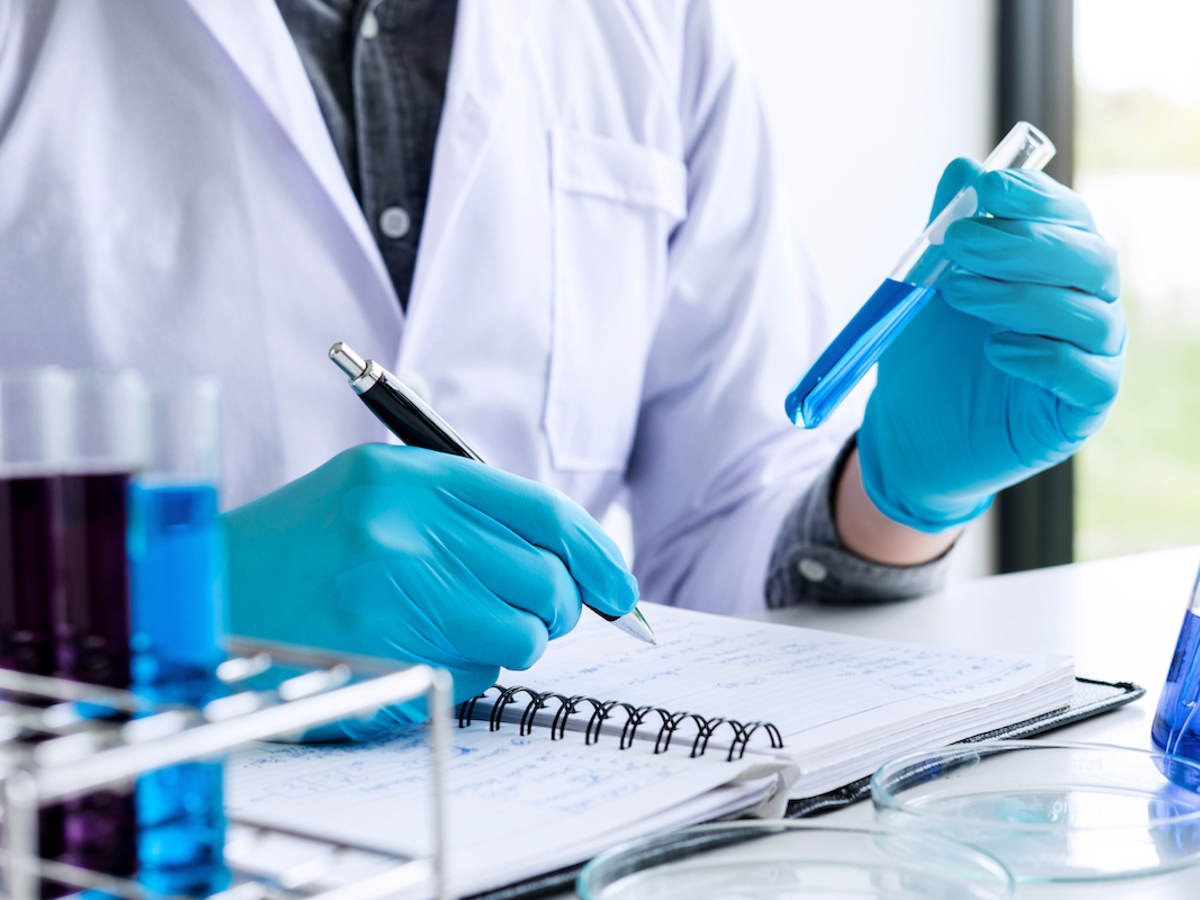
left=0, top=1, right=1122, bottom=732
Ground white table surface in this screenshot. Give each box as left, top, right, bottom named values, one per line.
left=755, top=545, right=1199, bottom=776
left=556, top=546, right=1200, bottom=899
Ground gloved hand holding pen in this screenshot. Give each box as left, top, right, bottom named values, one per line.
left=222, top=443, right=639, bottom=739
left=858, top=159, right=1125, bottom=533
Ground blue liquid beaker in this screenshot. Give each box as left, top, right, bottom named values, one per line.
left=130, top=479, right=228, bottom=895
left=1152, top=562, right=1200, bottom=783
left=128, top=380, right=229, bottom=895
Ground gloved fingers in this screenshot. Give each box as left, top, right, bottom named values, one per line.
left=422, top=532, right=552, bottom=671
left=985, top=332, right=1124, bottom=412
left=944, top=217, right=1120, bottom=301
left=437, top=495, right=583, bottom=639
left=973, top=169, right=1097, bottom=229
left=345, top=448, right=636, bottom=619
left=530, top=506, right=638, bottom=617
left=338, top=549, right=551, bottom=672
left=436, top=599, right=549, bottom=672
left=490, top=543, right=583, bottom=639
left=939, top=272, right=1126, bottom=356
left=1056, top=402, right=1112, bottom=444
left=440, top=459, right=638, bottom=617
left=362, top=647, right=497, bottom=709
left=928, top=157, right=984, bottom=222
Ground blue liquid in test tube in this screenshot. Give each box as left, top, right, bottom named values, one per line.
left=785, top=121, right=1057, bottom=429
left=129, top=378, right=228, bottom=895
left=129, top=478, right=228, bottom=896
left=785, top=279, right=937, bottom=429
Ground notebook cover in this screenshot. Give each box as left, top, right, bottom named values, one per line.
left=463, top=676, right=1144, bottom=900
left=783, top=676, right=1144, bottom=817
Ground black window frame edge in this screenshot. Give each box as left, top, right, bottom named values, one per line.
left=994, top=0, right=1076, bottom=573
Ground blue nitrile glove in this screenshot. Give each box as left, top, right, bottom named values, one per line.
left=222, top=444, right=637, bottom=739
left=857, top=159, right=1125, bottom=532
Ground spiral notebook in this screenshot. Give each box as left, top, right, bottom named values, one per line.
left=227, top=603, right=1139, bottom=898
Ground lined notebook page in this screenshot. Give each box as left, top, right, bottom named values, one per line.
left=499, top=603, right=1074, bottom=789
left=228, top=725, right=780, bottom=896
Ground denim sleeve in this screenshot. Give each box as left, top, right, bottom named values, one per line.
left=765, top=437, right=955, bottom=607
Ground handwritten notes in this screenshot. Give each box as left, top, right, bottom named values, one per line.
left=226, top=605, right=1075, bottom=894
left=502, top=603, right=1074, bottom=781
left=229, top=726, right=774, bottom=895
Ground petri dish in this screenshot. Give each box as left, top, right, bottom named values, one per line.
left=872, top=741, right=1200, bottom=884
left=577, top=820, right=1015, bottom=899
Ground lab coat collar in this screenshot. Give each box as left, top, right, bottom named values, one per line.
left=403, top=0, right=536, bottom=339
left=178, top=0, right=533, bottom=350
left=179, top=0, right=401, bottom=327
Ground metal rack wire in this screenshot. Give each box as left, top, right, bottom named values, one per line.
left=1, top=639, right=451, bottom=900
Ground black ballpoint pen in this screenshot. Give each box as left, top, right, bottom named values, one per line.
left=329, top=341, right=656, bottom=645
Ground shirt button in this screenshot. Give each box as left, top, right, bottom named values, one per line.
left=797, top=558, right=828, bottom=583
left=379, top=206, right=411, bottom=239
left=360, top=11, right=380, bottom=39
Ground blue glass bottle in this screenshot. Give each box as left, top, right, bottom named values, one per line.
left=1151, top=561, right=1200, bottom=791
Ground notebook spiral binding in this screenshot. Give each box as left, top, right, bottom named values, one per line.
left=457, top=684, right=785, bottom=762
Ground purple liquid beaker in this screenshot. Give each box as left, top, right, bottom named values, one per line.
left=0, top=475, right=62, bottom=678
left=53, top=372, right=149, bottom=886
left=55, top=471, right=138, bottom=880
left=0, top=368, right=73, bottom=897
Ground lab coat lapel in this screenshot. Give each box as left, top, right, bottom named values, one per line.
left=404, top=0, right=536, bottom=330
left=180, top=0, right=400, bottom=322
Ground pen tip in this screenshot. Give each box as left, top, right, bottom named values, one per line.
left=629, top=609, right=656, bottom=645
left=608, top=608, right=657, bottom=645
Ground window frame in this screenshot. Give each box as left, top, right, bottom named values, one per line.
left=994, top=0, right=1077, bottom=572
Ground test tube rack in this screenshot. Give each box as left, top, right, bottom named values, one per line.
left=0, top=640, right=452, bottom=900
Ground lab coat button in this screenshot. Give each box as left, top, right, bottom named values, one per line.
left=379, top=206, right=411, bottom=239
left=360, top=12, right=380, bottom=40
left=797, top=558, right=827, bottom=583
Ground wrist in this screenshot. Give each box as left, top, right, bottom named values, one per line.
left=855, top=417, right=994, bottom=533
left=835, top=445, right=962, bottom=566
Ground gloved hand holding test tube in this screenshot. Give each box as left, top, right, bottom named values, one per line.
left=786, top=121, right=1056, bottom=429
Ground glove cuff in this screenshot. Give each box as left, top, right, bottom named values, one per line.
left=855, top=432, right=994, bottom=534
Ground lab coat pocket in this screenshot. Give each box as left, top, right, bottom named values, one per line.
left=546, top=127, right=687, bottom=470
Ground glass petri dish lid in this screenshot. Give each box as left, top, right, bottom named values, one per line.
left=577, top=820, right=1015, bottom=899
left=872, top=741, right=1200, bottom=884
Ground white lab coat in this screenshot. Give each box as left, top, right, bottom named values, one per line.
left=0, top=0, right=845, bottom=613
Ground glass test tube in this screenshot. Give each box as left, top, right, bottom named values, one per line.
left=0, top=368, right=73, bottom=898
left=55, top=370, right=149, bottom=883
left=128, top=379, right=230, bottom=896
left=785, top=121, right=1057, bottom=429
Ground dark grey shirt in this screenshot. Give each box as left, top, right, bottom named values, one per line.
left=765, top=437, right=953, bottom=606
left=275, top=3, right=951, bottom=606
left=275, top=0, right=457, bottom=309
